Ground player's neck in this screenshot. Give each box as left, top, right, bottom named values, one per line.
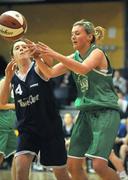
left=18, top=61, right=32, bottom=75
left=79, top=43, right=91, bottom=57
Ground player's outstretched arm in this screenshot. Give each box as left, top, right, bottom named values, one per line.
left=0, top=60, right=16, bottom=104
left=0, top=103, right=15, bottom=110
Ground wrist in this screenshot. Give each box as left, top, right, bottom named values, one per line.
left=37, top=57, right=46, bottom=64
left=35, top=54, right=43, bottom=61
left=5, top=76, right=11, bottom=84
left=54, top=52, right=60, bottom=59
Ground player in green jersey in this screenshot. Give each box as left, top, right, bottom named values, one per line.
left=0, top=56, right=17, bottom=180
left=28, top=19, right=120, bottom=180
left=0, top=77, right=17, bottom=180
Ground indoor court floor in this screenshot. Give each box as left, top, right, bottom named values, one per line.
left=0, top=170, right=101, bottom=180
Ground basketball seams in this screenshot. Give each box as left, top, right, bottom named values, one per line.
left=2, top=11, right=24, bottom=25
left=0, top=15, right=22, bottom=29
left=0, top=10, right=27, bottom=41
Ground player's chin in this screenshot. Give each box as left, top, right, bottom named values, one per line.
left=73, top=44, right=79, bottom=50
left=19, top=54, right=29, bottom=60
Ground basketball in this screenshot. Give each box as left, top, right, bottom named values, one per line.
left=0, top=10, right=27, bottom=41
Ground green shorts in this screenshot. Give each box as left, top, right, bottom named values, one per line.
left=0, top=129, right=17, bottom=158
left=68, top=109, right=120, bottom=160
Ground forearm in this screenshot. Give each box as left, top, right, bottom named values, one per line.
left=0, top=77, right=11, bottom=104
left=39, top=55, right=53, bottom=67
left=0, top=103, right=15, bottom=110
left=35, top=57, right=67, bottom=78
left=53, top=52, right=90, bottom=74
left=35, top=58, right=54, bottom=78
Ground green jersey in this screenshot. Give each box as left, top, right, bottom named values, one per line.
left=72, top=44, right=119, bottom=111
left=0, top=77, right=16, bottom=130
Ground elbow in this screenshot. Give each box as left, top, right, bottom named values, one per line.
left=77, top=69, right=88, bottom=75
left=46, top=74, right=52, bottom=79
left=0, top=96, right=8, bottom=105
left=0, top=100, right=7, bottom=105
left=46, top=71, right=56, bottom=79
left=79, top=71, right=86, bottom=75
left=76, top=66, right=90, bottom=75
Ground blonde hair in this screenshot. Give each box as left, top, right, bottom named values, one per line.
left=73, top=19, right=105, bottom=43
left=94, top=26, right=105, bottom=41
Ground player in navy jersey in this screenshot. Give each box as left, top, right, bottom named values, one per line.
left=0, top=40, right=71, bottom=180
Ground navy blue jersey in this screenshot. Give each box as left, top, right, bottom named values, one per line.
left=11, top=62, right=63, bottom=139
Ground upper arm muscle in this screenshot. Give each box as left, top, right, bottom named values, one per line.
left=82, top=49, right=107, bottom=72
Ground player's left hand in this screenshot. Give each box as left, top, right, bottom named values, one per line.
left=37, top=42, right=58, bottom=59
left=5, top=59, right=17, bottom=82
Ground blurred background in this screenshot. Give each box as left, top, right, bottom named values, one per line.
left=0, top=0, right=127, bottom=69
left=1, top=1, right=128, bottom=179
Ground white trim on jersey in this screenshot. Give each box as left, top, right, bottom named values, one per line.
left=85, top=153, right=108, bottom=162
left=92, top=68, right=112, bottom=76
left=15, top=62, right=34, bottom=82
left=14, top=150, right=37, bottom=158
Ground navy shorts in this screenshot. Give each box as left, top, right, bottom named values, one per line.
left=16, top=132, right=67, bottom=167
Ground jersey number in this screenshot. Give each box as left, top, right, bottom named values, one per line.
left=15, top=84, right=23, bottom=95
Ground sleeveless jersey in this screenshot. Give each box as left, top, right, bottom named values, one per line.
left=11, top=63, right=63, bottom=139
left=0, top=76, right=16, bottom=130
left=72, top=44, right=119, bottom=111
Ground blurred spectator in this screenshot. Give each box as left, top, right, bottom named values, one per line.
left=116, top=89, right=128, bottom=119
left=113, top=70, right=127, bottom=94
left=113, top=120, right=127, bottom=157
left=52, top=72, right=77, bottom=108
left=119, top=119, right=128, bottom=163
left=109, top=150, right=128, bottom=180
left=63, top=112, right=74, bottom=138
left=63, top=112, right=74, bottom=150
left=111, top=119, right=128, bottom=178
left=112, top=89, right=128, bottom=157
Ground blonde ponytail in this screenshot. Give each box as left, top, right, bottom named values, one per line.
left=94, top=26, right=105, bottom=41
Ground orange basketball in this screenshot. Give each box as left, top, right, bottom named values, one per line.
left=0, top=10, right=27, bottom=41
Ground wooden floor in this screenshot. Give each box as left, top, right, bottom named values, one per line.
left=0, top=170, right=101, bottom=180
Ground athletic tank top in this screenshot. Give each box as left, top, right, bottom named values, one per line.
left=11, top=62, right=63, bottom=139
left=0, top=76, right=16, bottom=130
left=72, top=44, right=119, bottom=111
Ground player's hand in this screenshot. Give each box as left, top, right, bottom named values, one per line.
left=28, top=43, right=42, bottom=59
left=5, top=59, right=17, bottom=82
left=37, top=42, right=58, bottom=59
left=23, top=38, right=41, bottom=59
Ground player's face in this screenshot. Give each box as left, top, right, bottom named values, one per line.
left=12, top=41, right=30, bottom=61
left=71, top=25, right=92, bottom=52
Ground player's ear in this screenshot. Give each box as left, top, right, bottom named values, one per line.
left=87, top=34, right=93, bottom=42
